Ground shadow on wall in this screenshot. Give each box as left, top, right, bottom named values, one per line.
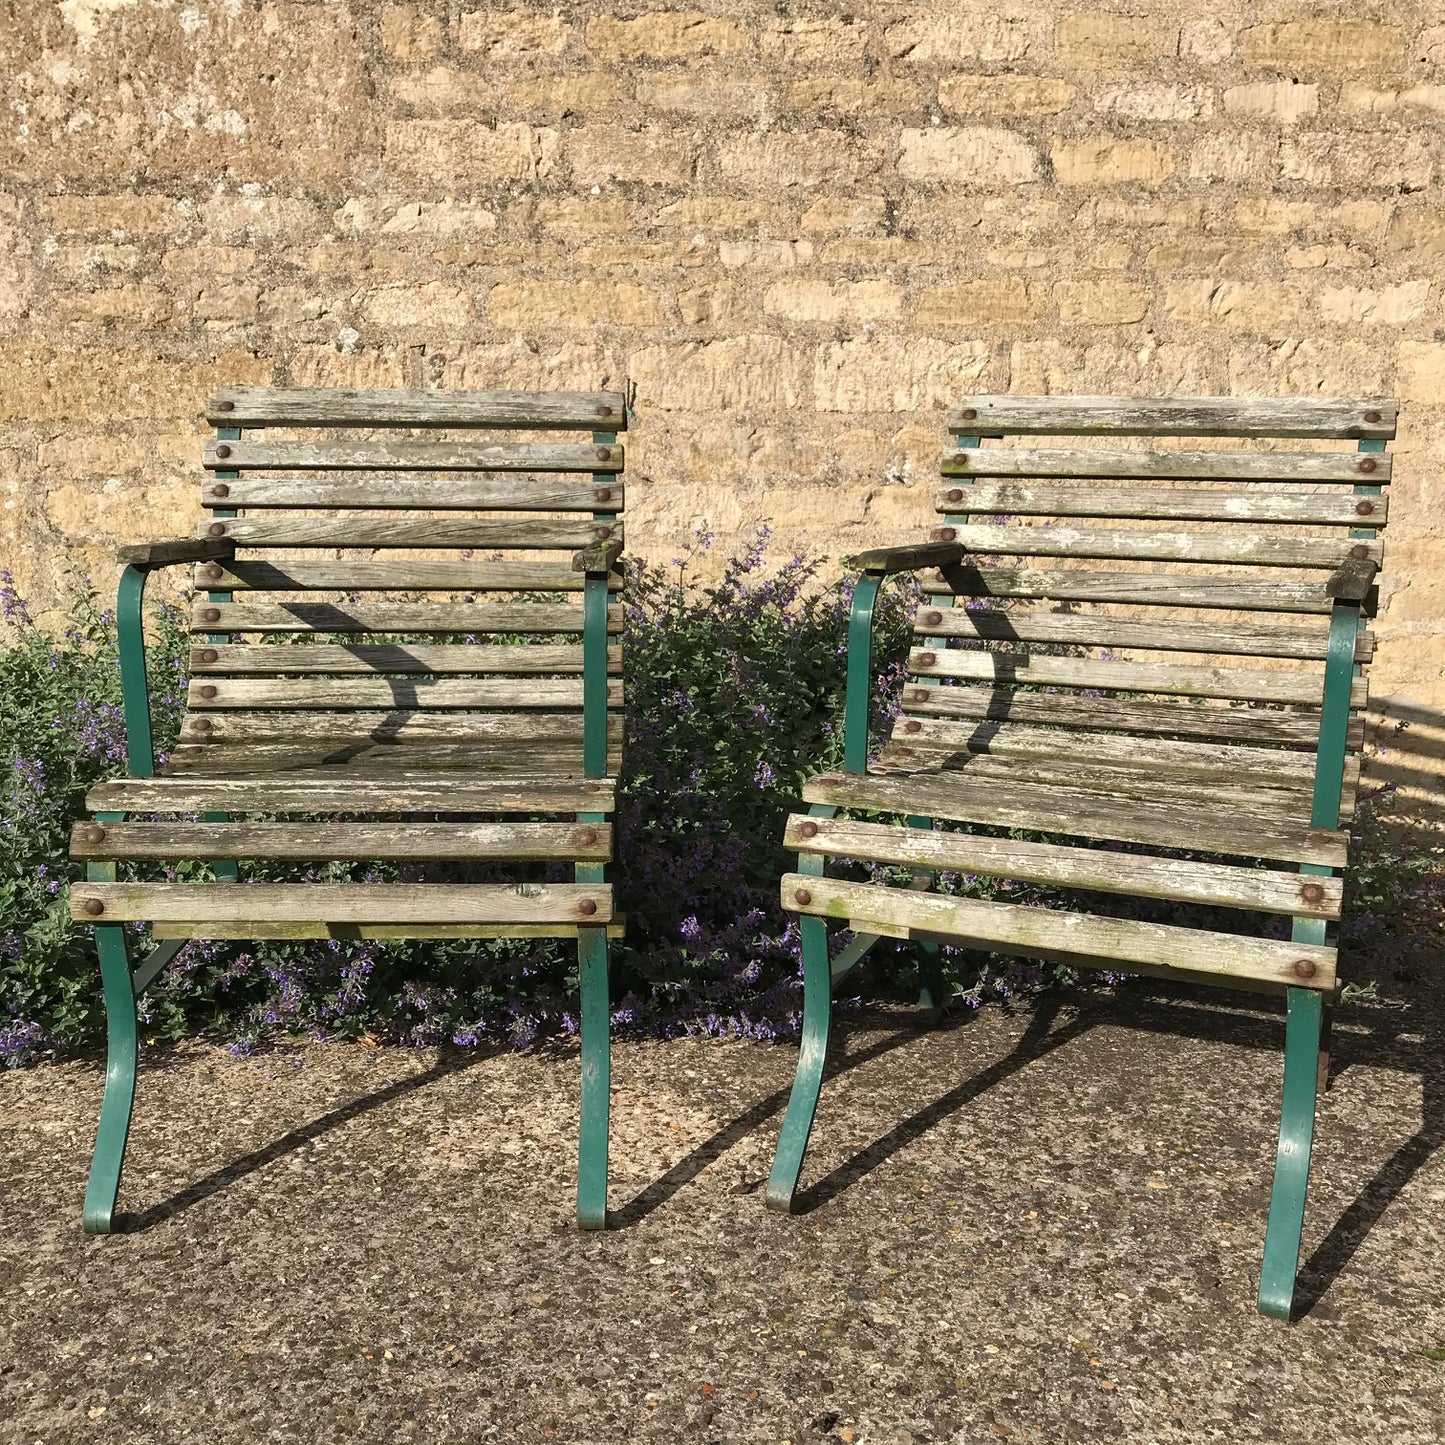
left=1365, top=700, right=1445, bottom=821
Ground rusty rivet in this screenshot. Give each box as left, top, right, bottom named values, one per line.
left=84, top=898, right=105, bottom=916
left=204, top=565, right=224, bottom=580
left=1292, top=958, right=1317, bottom=980
left=1300, top=882, right=1326, bottom=905
left=193, top=718, right=212, bottom=732
left=937, top=527, right=957, bottom=542
left=1350, top=543, right=1370, bottom=560
left=793, top=888, right=812, bottom=906
left=596, top=405, right=614, bottom=418
left=1355, top=500, right=1375, bottom=516
left=199, top=684, right=218, bottom=700
left=211, top=483, right=230, bottom=499
left=577, top=898, right=598, bottom=916
left=578, top=828, right=598, bottom=846
left=903, top=720, right=922, bottom=733
left=1364, top=409, right=1382, bottom=424
left=946, top=488, right=965, bottom=503
left=215, top=444, right=232, bottom=460
left=595, top=488, right=612, bottom=504
left=200, top=648, right=218, bottom=664
left=961, top=408, right=977, bottom=420
left=595, top=447, right=612, bottom=463
left=799, top=820, right=819, bottom=839
left=216, top=399, right=235, bottom=412
left=917, top=651, right=938, bottom=667
left=208, top=522, right=227, bottom=537
left=923, top=610, right=944, bottom=627
left=594, top=525, right=612, bottom=540
left=202, top=607, right=221, bottom=623
left=85, top=826, right=106, bottom=844
left=1358, top=457, right=1377, bottom=474
left=909, top=688, right=929, bottom=703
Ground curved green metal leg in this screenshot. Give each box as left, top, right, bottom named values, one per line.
left=83, top=925, right=137, bottom=1234
left=1258, top=986, right=1323, bottom=1319
left=766, top=912, right=832, bottom=1213
left=576, top=926, right=611, bottom=1229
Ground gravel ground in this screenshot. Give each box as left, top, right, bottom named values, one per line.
left=3, top=985, right=1444, bottom=1444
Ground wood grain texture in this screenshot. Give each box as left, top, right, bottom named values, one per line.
left=189, top=601, right=619, bottom=634
left=842, top=542, right=968, bottom=575
left=947, top=395, right=1396, bottom=440
left=940, top=447, right=1392, bottom=483
left=118, top=538, right=234, bottom=568
left=207, top=387, right=628, bottom=430
left=71, top=820, right=612, bottom=862
left=202, top=477, right=623, bottom=512
left=176, top=711, right=622, bottom=743
left=780, top=874, right=1336, bottom=990
left=189, top=643, right=621, bottom=676
left=192, top=560, right=622, bottom=592
left=202, top=440, right=624, bottom=474
left=152, top=920, right=626, bottom=940
left=783, top=815, right=1341, bottom=919
left=185, top=677, right=623, bottom=709
left=201, top=517, right=621, bottom=551
left=162, top=739, right=622, bottom=778
left=71, top=882, right=614, bottom=925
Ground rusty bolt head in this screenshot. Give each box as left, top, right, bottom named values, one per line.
left=799, top=820, right=819, bottom=839
left=1350, top=543, right=1371, bottom=560
left=937, top=527, right=957, bottom=542
left=578, top=898, right=598, bottom=916
left=199, top=648, right=218, bottom=665
left=211, top=483, right=230, bottom=499
left=215, top=444, right=232, bottom=460
left=193, top=718, right=212, bottom=732
left=595, top=488, right=613, bottom=504
left=946, top=488, right=965, bottom=504
left=216, top=400, right=235, bottom=412
left=595, top=447, right=612, bottom=463
left=578, top=828, right=598, bottom=846
left=202, top=607, right=221, bottom=623
left=793, top=888, right=812, bottom=906
left=85, top=826, right=106, bottom=844
left=1300, top=882, right=1326, bottom=904
left=961, top=408, right=977, bottom=420
left=903, top=719, right=922, bottom=734
left=1358, top=457, right=1377, bottom=474
left=923, top=610, right=944, bottom=627
left=594, top=525, right=612, bottom=540
left=83, top=898, right=105, bottom=916
left=204, top=565, right=224, bottom=581
left=199, top=684, right=218, bottom=700
left=596, top=405, right=614, bottom=418
left=1364, top=409, right=1382, bottom=424
left=1292, top=958, right=1317, bottom=981
left=1355, top=500, right=1376, bottom=516
left=207, top=522, right=227, bottom=537
left=909, top=688, right=929, bottom=703
left=917, top=651, right=938, bottom=667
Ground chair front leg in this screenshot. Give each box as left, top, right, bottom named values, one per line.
left=576, top=925, right=611, bottom=1229
left=83, top=924, right=138, bottom=1234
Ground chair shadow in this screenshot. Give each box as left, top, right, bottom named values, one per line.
left=121, top=1046, right=492, bottom=1232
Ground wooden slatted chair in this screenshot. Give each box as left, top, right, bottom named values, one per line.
left=766, top=394, right=1395, bottom=1319
left=69, top=385, right=627, bottom=1232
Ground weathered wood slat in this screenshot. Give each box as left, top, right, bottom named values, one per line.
left=907, top=648, right=1364, bottom=708
left=185, top=677, right=623, bottom=709
left=177, top=711, right=622, bottom=744
left=933, top=484, right=1387, bottom=527
left=783, top=816, right=1341, bottom=920
left=934, top=523, right=1381, bottom=571
left=163, top=739, right=622, bottom=778
left=922, top=566, right=1338, bottom=615
left=947, top=395, right=1396, bottom=440
left=203, top=478, right=622, bottom=511
left=71, top=882, right=614, bottom=925
left=899, top=682, right=1345, bottom=748
left=843, top=542, right=968, bottom=575
left=207, top=387, right=628, bottom=430
left=71, top=820, right=612, bottom=862
left=118, top=538, right=234, bottom=568
left=940, top=447, right=1391, bottom=483
left=802, top=770, right=1345, bottom=865
left=85, top=775, right=616, bottom=814
left=202, top=440, right=624, bottom=475
left=190, top=643, right=621, bottom=676
left=780, top=875, right=1336, bottom=990
left=152, top=921, right=626, bottom=940
left=201, top=518, right=621, bottom=551
left=189, top=601, right=619, bottom=634
left=909, top=605, right=1369, bottom=662
left=194, top=560, right=622, bottom=592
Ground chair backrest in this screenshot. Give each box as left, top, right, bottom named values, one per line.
left=178, top=386, right=627, bottom=779
left=894, top=395, right=1396, bottom=810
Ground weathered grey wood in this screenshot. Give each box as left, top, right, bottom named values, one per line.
left=71, top=882, right=614, bottom=925
left=573, top=538, right=625, bottom=574
left=186, top=677, right=623, bottom=709
left=898, top=682, right=1343, bottom=748
left=781, top=875, right=1336, bottom=990
left=801, top=771, right=1345, bottom=865
left=177, top=711, right=623, bottom=743
left=843, top=542, right=968, bottom=575
left=907, top=648, right=1364, bottom=708
left=1326, top=557, right=1379, bottom=602
left=202, top=440, right=624, bottom=475
left=203, top=477, right=623, bottom=512
left=71, top=820, right=611, bottom=862
left=783, top=816, right=1341, bottom=920
left=934, top=523, right=1381, bottom=571
left=85, top=775, right=616, bottom=814
left=190, top=643, right=621, bottom=676
left=189, top=601, right=619, bottom=634
left=163, top=738, right=622, bottom=778
left=208, top=387, right=628, bottom=430
left=193, top=560, right=622, bottom=592
left=947, top=395, right=1396, bottom=440
left=909, top=605, right=1369, bottom=662
left=940, top=447, right=1392, bottom=483
left=118, top=538, right=234, bottom=568
left=200, top=518, right=622, bottom=551
left=922, top=565, right=1339, bottom=615
left=932, top=484, right=1388, bottom=527
left=152, top=920, right=627, bottom=940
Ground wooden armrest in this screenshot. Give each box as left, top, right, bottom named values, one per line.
left=842, top=542, right=968, bottom=577
left=572, top=538, right=624, bottom=574
left=116, top=538, right=237, bottom=568
left=1325, top=557, right=1378, bottom=603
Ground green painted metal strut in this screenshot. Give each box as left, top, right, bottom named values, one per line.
left=843, top=573, right=882, bottom=774
left=116, top=566, right=156, bottom=778
left=576, top=923, right=611, bottom=1229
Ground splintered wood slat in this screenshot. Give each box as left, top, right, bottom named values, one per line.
left=946, top=395, right=1396, bottom=440
left=908, top=605, right=1369, bottom=662
left=939, top=447, right=1391, bottom=484
left=906, top=648, right=1365, bottom=708
left=162, top=739, right=622, bottom=779
left=71, top=882, right=614, bottom=925
left=782, top=816, right=1342, bottom=920
left=932, top=484, right=1387, bottom=527
left=189, top=643, right=621, bottom=676
left=200, top=518, right=621, bottom=551
left=801, top=770, right=1346, bottom=865
left=922, top=566, right=1338, bottom=615
left=189, top=601, right=619, bottom=634
left=202, top=440, right=624, bottom=475
left=185, top=677, right=623, bottom=709
left=934, top=523, right=1381, bottom=571
left=780, top=875, right=1337, bottom=991
left=177, top=711, right=623, bottom=744
left=84, top=775, right=616, bottom=814
left=193, top=560, right=622, bottom=592
left=207, top=387, right=627, bottom=430
left=71, top=820, right=610, bottom=861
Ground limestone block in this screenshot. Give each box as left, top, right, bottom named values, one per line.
left=813, top=337, right=991, bottom=413
left=898, top=127, right=1039, bottom=184
left=630, top=335, right=806, bottom=411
